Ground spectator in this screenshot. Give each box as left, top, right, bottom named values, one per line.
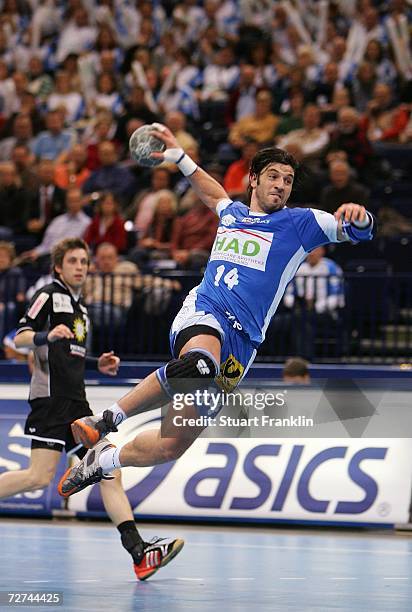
left=135, top=189, right=178, bottom=265
left=26, top=159, right=66, bottom=237
left=56, top=6, right=97, bottom=65
left=3, top=90, right=45, bottom=137
left=223, top=139, right=259, bottom=199
left=320, top=160, right=369, bottom=215
left=225, top=64, right=257, bottom=124
left=11, top=145, right=39, bottom=191
left=26, top=55, right=54, bottom=103
left=47, top=70, right=85, bottom=123
left=165, top=111, right=198, bottom=154
left=363, top=39, right=398, bottom=87
left=21, top=187, right=90, bottom=264
left=282, top=246, right=345, bottom=359
left=171, top=195, right=218, bottom=269
left=54, top=144, right=91, bottom=190
left=202, top=44, right=239, bottom=103
left=84, top=192, right=127, bottom=254
left=348, top=61, right=377, bottom=113
left=32, top=110, right=76, bottom=162
left=308, top=62, right=343, bottom=109
left=115, top=85, right=160, bottom=143
left=85, top=242, right=179, bottom=332
left=82, top=141, right=137, bottom=208
left=132, top=167, right=172, bottom=236
left=157, top=48, right=201, bottom=119
left=326, top=106, right=373, bottom=180
left=360, top=82, right=409, bottom=143
left=83, top=111, right=120, bottom=171
left=85, top=242, right=140, bottom=330
left=344, top=6, right=386, bottom=68
left=92, top=72, right=124, bottom=117
left=229, top=90, right=279, bottom=149
left=276, top=90, right=305, bottom=136
left=285, top=246, right=345, bottom=314
left=282, top=357, right=311, bottom=384
left=0, top=113, right=34, bottom=161
left=277, top=104, right=329, bottom=171
left=0, top=241, right=25, bottom=341
left=0, top=161, right=31, bottom=240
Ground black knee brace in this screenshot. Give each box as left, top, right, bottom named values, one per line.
left=156, top=349, right=218, bottom=397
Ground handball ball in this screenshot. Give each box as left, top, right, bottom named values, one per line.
left=129, top=124, right=166, bottom=167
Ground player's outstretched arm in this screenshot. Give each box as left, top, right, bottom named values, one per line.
left=15, top=324, right=74, bottom=348
left=150, top=123, right=230, bottom=212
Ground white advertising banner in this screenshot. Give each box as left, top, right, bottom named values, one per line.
left=2, top=384, right=412, bottom=525
left=69, top=386, right=412, bottom=525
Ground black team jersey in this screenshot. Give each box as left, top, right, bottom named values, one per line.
left=16, top=279, right=90, bottom=401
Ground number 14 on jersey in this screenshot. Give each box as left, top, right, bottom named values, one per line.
left=214, top=265, right=239, bottom=290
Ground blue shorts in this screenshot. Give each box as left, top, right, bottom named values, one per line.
left=170, top=288, right=257, bottom=393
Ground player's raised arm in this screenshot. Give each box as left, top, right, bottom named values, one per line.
left=150, top=123, right=230, bottom=213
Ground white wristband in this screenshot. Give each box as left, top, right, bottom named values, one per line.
left=177, top=154, right=198, bottom=177
left=162, top=147, right=198, bottom=177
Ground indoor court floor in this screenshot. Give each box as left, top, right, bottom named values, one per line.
left=1, top=519, right=412, bottom=611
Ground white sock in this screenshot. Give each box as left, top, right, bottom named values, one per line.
left=99, top=447, right=122, bottom=473
left=98, top=403, right=127, bottom=426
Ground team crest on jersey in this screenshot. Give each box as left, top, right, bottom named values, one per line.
left=216, top=354, right=244, bottom=392
left=210, top=227, right=273, bottom=271
left=221, top=214, right=236, bottom=227
left=53, top=293, right=74, bottom=313
left=73, top=317, right=86, bottom=342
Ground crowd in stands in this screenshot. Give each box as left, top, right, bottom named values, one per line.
left=1, top=0, right=412, bottom=358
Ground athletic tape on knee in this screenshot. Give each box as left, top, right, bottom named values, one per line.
left=156, top=349, right=218, bottom=398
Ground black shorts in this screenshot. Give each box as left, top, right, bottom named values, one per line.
left=25, top=397, right=93, bottom=459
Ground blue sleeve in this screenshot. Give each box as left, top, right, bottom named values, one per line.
left=289, top=208, right=339, bottom=251
left=216, top=200, right=248, bottom=219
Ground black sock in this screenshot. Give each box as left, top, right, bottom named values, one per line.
left=117, top=521, right=145, bottom=564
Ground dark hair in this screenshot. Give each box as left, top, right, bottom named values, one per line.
left=283, top=357, right=309, bottom=378
left=52, top=238, right=89, bottom=273
left=96, top=191, right=119, bottom=215
left=246, top=147, right=299, bottom=203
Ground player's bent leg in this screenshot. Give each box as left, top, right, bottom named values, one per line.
left=119, top=400, right=205, bottom=467
left=72, top=335, right=221, bottom=449
left=0, top=448, right=61, bottom=499
left=71, top=372, right=169, bottom=448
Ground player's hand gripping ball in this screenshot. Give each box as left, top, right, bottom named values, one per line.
left=129, top=124, right=166, bottom=167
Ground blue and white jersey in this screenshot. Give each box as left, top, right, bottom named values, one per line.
left=194, top=200, right=344, bottom=347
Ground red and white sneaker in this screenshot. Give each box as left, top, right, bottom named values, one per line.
left=134, top=537, right=185, bottom=581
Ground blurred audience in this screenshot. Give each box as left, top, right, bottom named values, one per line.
left=320, top=159, right=370, bottom=214
left=171, top=193, right=218, bottom=269
left=0, top=242, right=25, bottom=341
left=20, top=187, right=90, bottom=265
left=84, top=191, right=127, bottom=254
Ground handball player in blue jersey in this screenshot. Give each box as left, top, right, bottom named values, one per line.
left=59, top=123, right=376, bottom=496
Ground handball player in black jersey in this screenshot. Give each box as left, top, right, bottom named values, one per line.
left=0, top=237, right=183, bottom=580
